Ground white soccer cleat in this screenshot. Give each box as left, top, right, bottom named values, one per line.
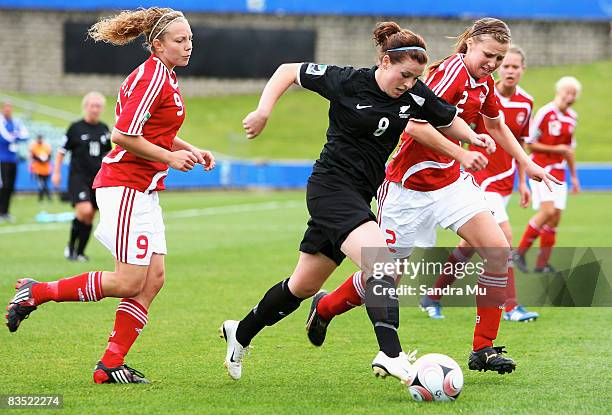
left=219, top=320, right=249, bottom=380
left=371, top=350, right=417, bottom=382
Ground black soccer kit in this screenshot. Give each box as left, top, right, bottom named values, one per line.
left=296, top=63, right=458, bottom=265
left=60, top=120, right=112, bottom=208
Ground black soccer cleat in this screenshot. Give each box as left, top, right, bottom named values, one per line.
left=534, top=264, right=557, bottom=274
left=512, top=251, right=528, bottom=273
left=6, top=279, right=39, bottom=333
left=93, top=361, right=150, bottom=384
left=306, top=291, right=330, bottom=347
left=468, top=346, right=516, bottom=374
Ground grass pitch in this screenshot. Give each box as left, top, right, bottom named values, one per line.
left=1, top=190, right=611, bottom=414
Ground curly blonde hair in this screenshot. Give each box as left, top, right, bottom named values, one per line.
left=88, top=7, right=185, bottom=52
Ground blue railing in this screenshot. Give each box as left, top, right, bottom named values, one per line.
left=1, top=0, right=610, bottom=21
left=14, top=160, right=612, bottom=191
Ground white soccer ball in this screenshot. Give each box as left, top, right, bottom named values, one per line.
left=406, top=353, right=463, bottom=401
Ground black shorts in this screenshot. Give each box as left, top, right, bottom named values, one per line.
left=68, top=174, right=97, bottom=209
left=299, top=179, right=376, bottom=266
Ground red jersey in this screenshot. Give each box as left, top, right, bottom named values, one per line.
left=386, top=53, right=501, bottom=191
left=525, top=102, right=577, bottom=182
left=470, top=85, right=533, bottom=195
left=93, top=54, right=186, bottom=192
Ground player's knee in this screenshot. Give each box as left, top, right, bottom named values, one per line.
left=541, top=204, right=556, bottom=218
left=115, top=273, right=147, bottom=298
left=289, top=281, right=319, bottom=298
left=484, top=246, right=511, bottom=270
left=148, top=268, right=165, bottom=293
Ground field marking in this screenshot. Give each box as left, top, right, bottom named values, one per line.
left=0, top=200, right=305, bottom=235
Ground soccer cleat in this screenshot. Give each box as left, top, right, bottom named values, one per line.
left=75, top=254, right=90, bottom=263
left=534, top=264, right=557, bottom=274
left=512, top=251, right=528, bottom=273
left=503, top=305, right=539, bottom=322
left=419, top=296, right=445, bottom=319
left=93, top=361, right=150, bottom=384
left=6, top=279, right=39, bottom=333
left=64, top=246, right=75, bottom=261
left=219, top=320, right=250, bottom=380
left=306, top=290, right=330, bottom=347
left=371, top=350, right=417, bottom=382
left=468, top=346, right=516, bottom=374
left=1, top=214, right=15, bottom=223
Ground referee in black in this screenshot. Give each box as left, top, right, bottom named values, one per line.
left=52, top=92, right=112, bottom=261
left=220, top=21, right=492, bottom=382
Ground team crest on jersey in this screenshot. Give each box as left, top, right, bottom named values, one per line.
left=399, top=105, right=411, bottom=118
left=306, top=63, right=328, bottom=75
left=516, top=111, right=526, bottom=125
left=80, top=134, right=89, bottom=141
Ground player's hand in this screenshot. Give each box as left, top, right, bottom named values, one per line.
left=518, top=182, right=531, bottom=208
left=193, top=149, right=216, bottom=171
left=471, top=133, right=496, bottom=154
left=168, top=150, right=198, bottom=172
left=571, top=175, right=581, bottom=194
left=51, top=173, right=61, bottom=188
left=525, top=161, right=562, bottom=191
left=459, top=150, right=488, bottom=171
left=243, top=110, right=268, bottom=139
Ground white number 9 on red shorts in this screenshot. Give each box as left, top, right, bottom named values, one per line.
left=94, top=186, right=167, bottom=265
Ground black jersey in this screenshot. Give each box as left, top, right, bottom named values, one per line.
left=60, top=120, right=112, bottom=178
left=298, top=63, right=457, bottom=198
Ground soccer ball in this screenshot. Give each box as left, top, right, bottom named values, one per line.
left=405, top=353, right=463, bottom=401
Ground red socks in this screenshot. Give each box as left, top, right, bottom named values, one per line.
left=31, top=272, right=104, bottom=304
left=100, top=299, right=148, bottom=368
left=517, top=219, right=540, bottom=255
left=536, top=225, right=557, bottom=268
left=473, top=271, right=508, bottom=351
left=429, top=246, right=475, bottom=301
left=316, top=271, right=364, bottom=321
left=504, top=266, right=518, bottom=312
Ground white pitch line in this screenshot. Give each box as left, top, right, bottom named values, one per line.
left=164, top=200, right=304, bottom=219
left=0, top=200, right=305, bottom=235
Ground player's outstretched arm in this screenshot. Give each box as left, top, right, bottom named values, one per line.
left=484, top=116, right=562, bottom=189
left=406, top=120, right=488, bottom=171
left=111, top=129, right=198, bottom=172
left=243, top=63, right=301, bottom=139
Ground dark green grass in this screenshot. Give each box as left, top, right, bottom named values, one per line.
left=1, top=190, right=611, bottom=414
left=6, top=60, right=612, bottom=161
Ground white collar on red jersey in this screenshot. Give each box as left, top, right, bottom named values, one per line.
left=152, top=56, right=179, bottom=89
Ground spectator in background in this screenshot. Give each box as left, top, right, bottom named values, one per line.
left=0, top=101, right=29, bottom=223
left=52, top=92, right=112, bottom=261
left=30, top=134, right=53, bottom=202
